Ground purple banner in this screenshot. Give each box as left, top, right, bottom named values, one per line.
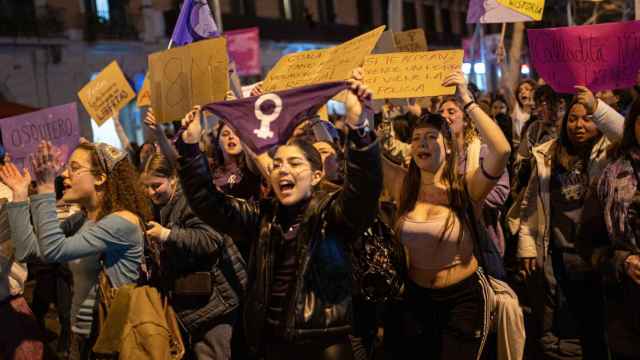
left=224, top=27, right=261, bottom=76
left=204, top=81, right=348, bottom=154
left=528, top=21, right=640, bottom=94
left=0, top=103, right=80, bottom=176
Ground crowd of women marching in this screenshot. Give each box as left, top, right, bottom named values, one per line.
left=0, top=62, right=639, bottom=360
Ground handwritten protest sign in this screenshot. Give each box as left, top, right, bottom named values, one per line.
left=0, top=103, right=80, bottom=176
left=136, top=73, right=152, bottom=107
left=497, top=0, right=545, bottom=20
left=528, top=21, right=640, bottom=94
left=149, top=37, right=228, bottom=123
left=363, top=50, right=464, bottom=99
left=467, top=0, right=533, bottom=23
left=393, top=29, right=428, bottom=52
left=262, top=26, right=385, bottom=92
left=78, top=61, right=135, bottom=126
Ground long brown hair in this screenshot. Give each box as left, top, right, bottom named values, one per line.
left=142, top=152, right=176, bottom=179
left=76, top=143, right=151, bottom=223
left=440, top=96, right=479, bottom=146
left=397, top=114, right=468, bottom=244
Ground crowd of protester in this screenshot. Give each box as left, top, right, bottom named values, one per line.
left=0, top=64, right=639, bottom=360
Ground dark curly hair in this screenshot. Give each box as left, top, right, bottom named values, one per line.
left=75, top=143, right=151, bottom=223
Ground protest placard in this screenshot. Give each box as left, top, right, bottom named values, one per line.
left=77, top=61, right=135, bottom=126
left=363, top=50, right=464, bottom=99
left=225, top=27, right=261, bottom=76
left=0, top=103, right=80, bottom=176
left=393, top=29, right=428, bottom=52
left=528, top=21, right=640, bottom=93
left=149, top=37, right=228, bottom=123
left=262, top=26, right=386, bottom=92
left=497, top=0, right=544, bottom=20
left=136, top=73, right=152, bottom=107
left=374, top=30, right=397, bottom=54
left=467, top=0, right=534, bottom=23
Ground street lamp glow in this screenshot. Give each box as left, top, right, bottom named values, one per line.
left=474, top=62, right=486, bottom=74
left=462, top=63, right=472, bottom=74
left=521, top=64, right=531, bottom=75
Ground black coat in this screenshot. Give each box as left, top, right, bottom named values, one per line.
left=177, top=138, right=382, bottom=355
left=158, top=188, right=247, bottom=338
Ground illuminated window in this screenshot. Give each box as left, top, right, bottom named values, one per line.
left=95, top=0, right=110, bottom=21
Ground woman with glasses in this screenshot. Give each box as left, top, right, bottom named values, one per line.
left=0, top=141, right=150, bottom=360
left=173, top=76, right=381, bottom=359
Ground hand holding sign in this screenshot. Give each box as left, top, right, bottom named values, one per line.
left=442, top=70, right=474, bottom=105
left=180, top=106, right=203, bottom=145
left=574, top=86, right=598, bottom=115
left=0, top=161, right=32, bottom=202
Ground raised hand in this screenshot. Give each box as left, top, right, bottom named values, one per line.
left=250, top=82, right=264, bottom=97
left=30, top=141, right=62, bottom=194
left=345, top=67, right=373, bottom=127
left=574, top=85, right=598, bottom=115
left=442, top=70, right=473, bottom=105
left=0, top=160, right=32, bottom=202
left=180, top=106, right=203, bottom=144
left=144, top=108, right=162, bottom=135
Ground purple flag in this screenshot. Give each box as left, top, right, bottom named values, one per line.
left=171, top=0, right=219, bottom=46
left=204, top=81, right=348, bottom=154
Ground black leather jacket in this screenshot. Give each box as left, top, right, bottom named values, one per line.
left=158, top=188, right=247, bottom=339
left=177, top=137, right=382, bottom=355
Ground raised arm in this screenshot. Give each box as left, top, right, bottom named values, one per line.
left=443, top=71, right=511, bottom=202
left=329, top=71, right=383, bottom=234
left=176, top=107, right=261, bottom=245
left=144, top=109, right=178, bottom=168
left=575, top=86, right=624, bottom=143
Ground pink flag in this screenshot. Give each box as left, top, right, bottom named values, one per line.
left=528, top=21, right=640, bottom=93
left=224, top=27, right=261, bottom=76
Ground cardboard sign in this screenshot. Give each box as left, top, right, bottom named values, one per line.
left=374, top=30, right=397, bottom=54
left=528, top=21, right=640, bottom=93
left=149, top=37, right=229, bottom=123
left=497, top=0, right=545, bottom=20
left=225, top=27, right=261, bottom=76
left=393, top=29, right=428, bottom=52
left=78, top=61, right=135, bottom=126
left=136, top=73, right=152, bottom=107
left=0, top=103, right=80, bottom=176
left=363, top=50, right=464, bottom=99
left=262, top=26, right=386, bottom=92
left=467, top=0, right=533, bottom=23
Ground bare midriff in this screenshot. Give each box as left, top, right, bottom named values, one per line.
left=409, top=256, right=478, bottom=289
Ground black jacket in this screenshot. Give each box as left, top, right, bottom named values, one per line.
left=158, top=188, right=247, bottom=338
left=177, top=137, right=382, bottom=355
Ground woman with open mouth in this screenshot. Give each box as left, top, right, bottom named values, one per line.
left=173, top=73, right=381, bottom=360
left=382, top=70, right=513, bottom=359
left=0, top=141, right=151, bottom=360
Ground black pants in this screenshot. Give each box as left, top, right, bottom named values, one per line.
left=551, top=249, right=609, bottom=360
left=264, top=336, right=354, bottom=360
left=30, top=263, right=72, bottom=355
left=402, top=273, right=485, bottom=360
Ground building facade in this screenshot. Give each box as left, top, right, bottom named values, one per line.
left=0, top=0, right=570, bottom=143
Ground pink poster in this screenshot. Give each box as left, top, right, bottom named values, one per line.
left=528, top=21, right=640, bottom=94
left=224, top=27, right=261, bottom=76
left=0, top=102, right=80, bottom=176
